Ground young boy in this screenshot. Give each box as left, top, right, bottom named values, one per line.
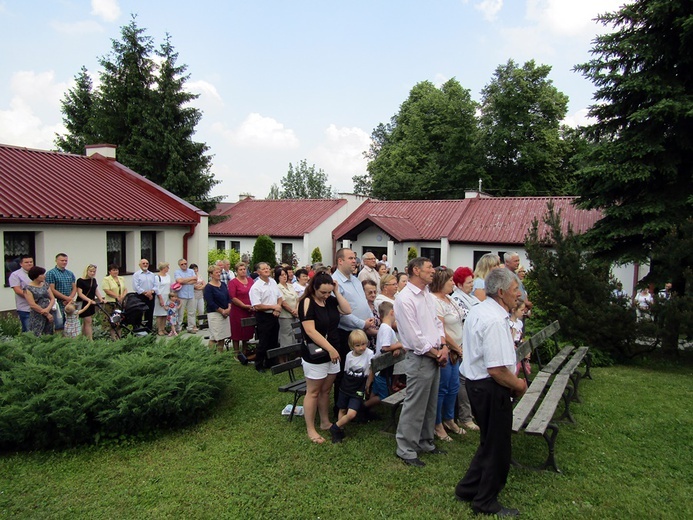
left=372, top=301, right=404, bottom=401
left=329, top=329, right=374, bottom=443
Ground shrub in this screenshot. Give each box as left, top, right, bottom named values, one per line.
left=0, top=313, right=20, bottom=338
left=311, top=247, right=322, bottom=264
left=252, top=235, right=277, bottom=267
left=0, top=334, right=230, bottom=450
left=207, top=248, right=241, bottom=271
left=407, top=247, right=418, bottom=262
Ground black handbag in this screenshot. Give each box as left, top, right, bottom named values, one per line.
left=301, top=341, right=330, bottom=364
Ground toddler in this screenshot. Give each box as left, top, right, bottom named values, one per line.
left=166, top=292, right=181, bottom=336
left=63, top=300, right=92, bottom=338
left=329, top=329, right=374, bottom=443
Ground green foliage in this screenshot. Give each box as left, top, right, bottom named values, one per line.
left=407, top=246, right=418, bottom=262
left=524, top=201, right=642, bottom=361
left=55, top=17, right=219, bottom=212
left=0, top=313, right=20, bottom=338
left=311, top=247, right=322, bottom=264
left=574, top=0, right=693, bottom=265
left=479, top=59, right=573, bottom=196
left=365, top=79, right=482, bottom=199
left=207, top=249, right=241, bottom=271
left=0, top=335, right=229, bottom=450
left=277, top=159, right=334, bottom=199
left=251, top=235, right=277, bottom=268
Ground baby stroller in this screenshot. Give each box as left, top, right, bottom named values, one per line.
left=97, top=293, right=150, bottom=339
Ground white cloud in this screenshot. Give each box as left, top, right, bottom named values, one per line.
left=563, top=107, right=595, bottom=128
left=213, top=113, right=300, bottom=150
left=310, top=124, right=370, bottom=192
left=91, top=0, right=120, bottom=22
left=433, top=73, right=449, bottom=88
left=186, top=80, right=223, bottom=104
left=0, top=70, right=68, bottom=149
left=50, top=19, right=104, bottom=35
left=526, top=0, right=624, bottom=38
left=475, top=0, right=503, bottom=22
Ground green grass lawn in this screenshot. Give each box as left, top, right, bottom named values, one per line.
left=1, top=355, right=692, bottom=519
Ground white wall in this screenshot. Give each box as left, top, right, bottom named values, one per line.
left=2, top=224, right=200, bottom=312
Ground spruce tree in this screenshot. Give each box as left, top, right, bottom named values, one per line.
left=55, top=66, right=96, bottom=155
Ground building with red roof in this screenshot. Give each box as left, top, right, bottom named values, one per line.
left=1, top=143, right=208, bottom=312
left=209, top=195, right=365, bottom=267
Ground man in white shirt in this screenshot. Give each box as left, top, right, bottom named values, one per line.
left=394, top=257, right=447, bottom=467
left=455, top=268, right=527, bottom=517
left=358, top=252, right=380, bottom=291
left=249, top=262, right=283, bottom=373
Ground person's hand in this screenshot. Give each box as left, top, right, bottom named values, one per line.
left=364, top=318, right=375, bottom=329
left=327, top=347, right=340, bottom=364
left=332, top=279, right=339, bottom=293
left=46, top=313, right=53, bottom=323
left=392, top=349, right=401, bottom=357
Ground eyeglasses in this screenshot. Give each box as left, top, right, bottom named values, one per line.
left=383, top=282, right=398, bottom=286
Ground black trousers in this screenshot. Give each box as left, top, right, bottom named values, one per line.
left=455, top=377, right=513, bottom=514
left=332, top=328, right=353, bottom=415
left=255, top=312, right=279, bottom=369
left=137, top=293, right=155, bottom=330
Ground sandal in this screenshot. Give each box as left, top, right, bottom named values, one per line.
left=435, top=430, right=453, bottom=442
left=444, top=420, right=466, bottom=435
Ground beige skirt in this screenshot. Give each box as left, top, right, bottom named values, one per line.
left=207, top=311, right=231, bottom=341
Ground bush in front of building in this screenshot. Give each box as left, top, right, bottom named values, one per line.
left=0, top=334, right=229, bottom=450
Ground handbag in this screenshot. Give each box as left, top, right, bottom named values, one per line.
left=301, top=341, right=331, bottom=364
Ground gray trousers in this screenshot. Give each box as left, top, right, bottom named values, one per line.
left=458, top=373, right=474, bottom=424
left=395, top=353, right=440, bottom=459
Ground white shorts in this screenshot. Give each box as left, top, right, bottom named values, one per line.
left=302, top=358, right=340, bottom=380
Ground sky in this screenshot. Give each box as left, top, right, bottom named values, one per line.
left=0, top=0, right=625, bottom=203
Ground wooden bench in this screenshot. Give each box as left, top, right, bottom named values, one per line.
left=267, top=342, right=306, bottom=422
left=370, top=351, right=408, bottom=433
left=222, top=316, right=260, bottom=353
left=511, top=322, right=593, bottom=472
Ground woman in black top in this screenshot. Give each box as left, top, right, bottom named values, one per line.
left=298, top=272, right=351, bottom=444
left=76, top=264, right=105, bottom=340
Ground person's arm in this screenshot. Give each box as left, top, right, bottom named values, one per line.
left=67, top=281, right=77, bottom=301
left=488, top=366, right=527, bottom=398
left=77, top=300, right=92, bottom=315
left=300, top=298, right=339, bottom=363
left=394, top=295, right=440, bottom=357
left=49, top=282, right=70, bottom=304
left=331, top=279, right=352, bottom=315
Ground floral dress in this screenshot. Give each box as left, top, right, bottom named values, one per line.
left=26, top=283, right=53, bottom=336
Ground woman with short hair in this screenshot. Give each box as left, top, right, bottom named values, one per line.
left=24, top=266, right=56, bottom=337
left=205, top=265, right=232, bottom=351
left=153, top=262, right=171, bottom=336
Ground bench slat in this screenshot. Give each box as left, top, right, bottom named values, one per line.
left=382, top=389, right=406, bottom=406
left=278, top=380, right=306, bottom=394
left=558, top=347, right=589, bottom=376
left=512, top=372, right=551, bottom=432
left=270, top=358, right=302, bottom=375
left=525, top=374, right=570, bottom=435
left=515, top=338, right=532, bottom=362
left=540, top=346, right=575, bottom=374
left=267, top=343, right=303, bottom=359
left=370, top=351, right=407, bottom=373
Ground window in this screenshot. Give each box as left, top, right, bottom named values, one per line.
left=141, top=231, right=157, bottom=271
left=421, top=247, right=441, bottom=268
left=281, top=243, right=293, bottom=265
left=107, top=232, right=127, bottom=273
left=230, top=241, right=241, bottom=253
left=473, top=250, right=492, bottom=270
left=4, top=231, right=35, bottom=286
left=215, top=240, right=226, bottom=251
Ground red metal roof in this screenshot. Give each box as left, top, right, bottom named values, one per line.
left=0, top=144, right=203, bottom=225
left=333, top=197, right=602, bottom=245
left=333, top=200, right=469, bottom=242
left=210, top=202, right=235, bottom=216
left=208, top=198, right=347, bottom=237
left=449, top=197, right=602, bottom=244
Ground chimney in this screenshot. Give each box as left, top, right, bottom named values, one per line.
left=85, top=144, right=116, bottom=159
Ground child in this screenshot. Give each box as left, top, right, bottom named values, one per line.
left=510, top=300, right=530, bottom=376
left=371, top=301, right=404, bottom=402
left=63, top=300, right=92, bottom=338
left=166, top=291, right=181, bottom=337
left=329, top=329, right=374, bottom=443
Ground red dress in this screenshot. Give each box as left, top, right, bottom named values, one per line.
left=228, top=277, right=255, bottom=341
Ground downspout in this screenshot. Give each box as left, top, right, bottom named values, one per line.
left=183, top=223, right=196, bottom=260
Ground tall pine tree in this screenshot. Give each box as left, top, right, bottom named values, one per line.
left=55, top=16, right=219, bottom=212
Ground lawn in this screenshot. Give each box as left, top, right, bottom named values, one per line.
left=1, top=353, right=691, bottom=519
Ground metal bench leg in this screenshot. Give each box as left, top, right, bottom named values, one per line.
left=539, top=423, right=561, bottom=473
left=569, top=372, right=583, bottom=403
left=583, top=352, right=593, bottom=380
left=558, top=386, right=575, bottom=424
left=288, top=393, right=300, bottom=422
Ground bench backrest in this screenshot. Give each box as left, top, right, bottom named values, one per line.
left=371, top=350, right=407, bottom=373
left=517, top=320, right=561, bottom=366
left=268, top=342, right=304, bottom=380
left=240, top=316, right=257, bottom=328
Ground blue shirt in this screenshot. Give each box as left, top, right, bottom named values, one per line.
left=174, top=268, right=196, bottom=299
left=133, top=269, right=156, bottom=294
left=45, top=266, right=75, bottom=306
left=332, top=269, right=372, bottom=331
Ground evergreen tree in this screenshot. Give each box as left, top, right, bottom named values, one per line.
left=311, top=247, right=322, bottom=264
left=364, top=79, right=481, bottom=200
left=55, top=66, right=96, bottom=155
left=252, top=235, right=277, bottom=267
left=55, top=16, right=219, bottom=211
left=479, top=59, right=571, bottom=196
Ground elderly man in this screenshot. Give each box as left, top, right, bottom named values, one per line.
left=45, top=253, right=76, bottom=335
left=455, top=268, right=527, bottom=517
left=9, top=255, right=34, bottom=332
left=332, top=248, right=376, bottom=411
left=249, top=262, right=283, bottom=373
left=175, top=259, right=199, bottom=333
left=394, top=257, right=448, bottom=467
left=503, top=252, right=520, bottom=273
left=358, top=252, right=380, bottom=290
left=216, top=259, right=236, bottom=285
left=133, top=258, right=156, bottom=330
